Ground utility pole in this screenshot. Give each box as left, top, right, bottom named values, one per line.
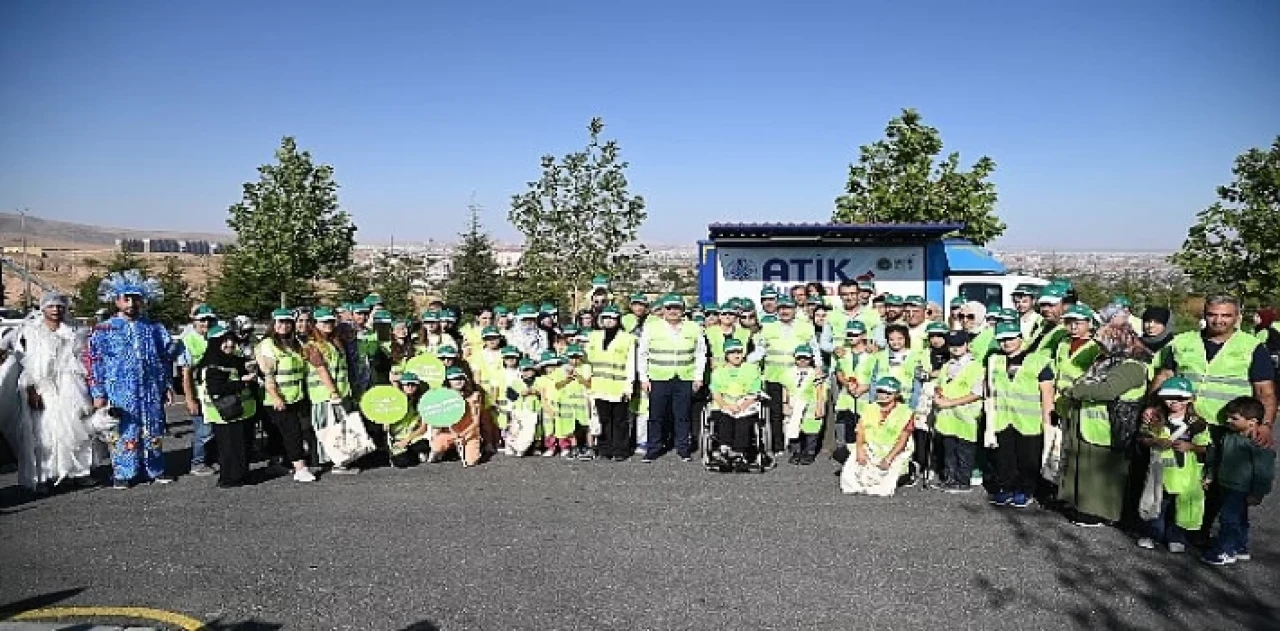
left=20, top=208, right=30, bottom=312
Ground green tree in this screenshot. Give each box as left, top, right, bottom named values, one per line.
left=72, top=273, right=103, bottom=318
left=223, top=136, right=357, bottom=308
left=1172, top=137, right=1280, bottom=305
left=147, top=257, right=192, bottom=328
left=509, top=117, right=647, bottom=311
left=365, top=254, right=416, bottom=319
left=330, top=266, right=371, bottom=306
left=833, top=108, right=1004, bottom=245
left=69, top=251, right=150, bottom=316
left=207, top=247, right=316, bottom=319
left=446, top=204, right=506, bottom=321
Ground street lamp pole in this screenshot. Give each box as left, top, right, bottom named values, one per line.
left=20, top=208, right=30, bottom=311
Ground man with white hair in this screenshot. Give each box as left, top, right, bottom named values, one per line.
left=3, top=292, right=96, bottom=493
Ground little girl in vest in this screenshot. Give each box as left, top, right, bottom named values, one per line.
left=536, top=351, right=565, bottom=457
left=503, top=358, right=541, bottom=457
left=1136, top=376, right=1209, bottom=553
left=489, top=346, right=521, bottom=442
left=841, top=376, right=915, bottom=496
left=784, top=345, right=825, bottom=465
left=550, top=346, right=593, bottom=460
left=428, top=366, right=484, bottom=467
left=387, top=372, right=430, bottom=468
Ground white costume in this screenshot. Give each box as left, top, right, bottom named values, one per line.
left=1, top=312, right=96, bottom=491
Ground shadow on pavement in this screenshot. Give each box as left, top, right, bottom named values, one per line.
left=398, top=621, right=441, bottom=631
left=202, top=618, right=283, bottom=630
left=0, top=588, right=85, bottom=618
left=964, top=503, right=1280, bottom=630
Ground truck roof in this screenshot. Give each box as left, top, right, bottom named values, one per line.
left=707, top=222, right=963, bottom=243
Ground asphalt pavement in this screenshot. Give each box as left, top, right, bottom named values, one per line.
left=1, top=410, right=1276, bottom=630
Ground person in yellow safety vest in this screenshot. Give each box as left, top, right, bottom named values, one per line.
left=983, top=321, right=1056, bottom=508
left=759, top=285, right=780, bottom=319
left=1011, top=284, right=1044, bottom=340
left=638, top=294, right=707, bottom=462
left=502, top=358, right=542, bottom=457
left=840, top=376, right=915, bottom=496
left=1055, top=305, right=1103, bottom=419
left=902, top=295, right=931, bottom=348
left=417, top=310, right=458, bottom=357
left=708, top=337, right=762, bottom=470
left=459, top=307, right=496, bottom=360
left=1059, top=322, right=1151, bottom=526
left=828, top=280, right=881, bottom=345
left=747, top=294, right=822, bottom=458
left=787, top=285, right=811, bottom=327
left=557, top=344, right=594, bottom=460
left=932, top=331, right=986, bottom=492
left=854, top=323, right=923, bottom=406
left=472, top=328, right=507, bottom=419
left=620, top=293, right=649, bottom=335
left=304, top=307, right=357, bottom=474
left=832, top=320, right=872, bottom=447
left=588, top=306, right=637, bottom=461
left=1148, top=295, right=1276, bottom=540
left=1027, top=284, right=1069, bottom=357
left=1135, top=376, right=1210, bottom=554
left=195, top=325, right=259, bottom=488
left=179, top=305, right=219, bottom=477
left=254, top=309, right=316, bottom=482
left=784, top=345, right=826, bottom=465
left=535, top=351, right=565, bottom=456
left=706, top=300, right=753, bottom=370
left=385, top=371, right=432, bottom=468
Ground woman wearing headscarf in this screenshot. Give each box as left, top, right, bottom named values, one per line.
left=1059, top=323, right=1151, bottom=526
left=195, top=326, right=259, bottom=488
left=1138, top=307, right=1174, bottom=359
left=960, top=302, right=993, bottom=362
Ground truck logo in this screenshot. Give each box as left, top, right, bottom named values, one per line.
left=756, top=258, right=914, bottom=282
left=724, top=258, right=758, bottom=281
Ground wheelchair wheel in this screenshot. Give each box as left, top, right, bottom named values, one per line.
left=754, top=408, right=773, bottom=472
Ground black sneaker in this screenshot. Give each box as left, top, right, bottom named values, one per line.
left=799, top=454, right=816, bottom=465
left=789, top=452, right=802, bottom=465
left=642, top=453, right=657, bottom=463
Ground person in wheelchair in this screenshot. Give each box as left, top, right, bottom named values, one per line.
left=708, top=338, right=763, bottom=470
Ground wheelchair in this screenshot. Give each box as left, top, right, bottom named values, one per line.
left=699, top=392, right=773, bottom=473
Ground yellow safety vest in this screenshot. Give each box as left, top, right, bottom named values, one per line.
left=760, top=320, right=805, bottom=383
left=646, top=321, right=700, bottom=381
left=1169, top=331, right=1259, bottom=425
left=989, top=353, right=1052, bottom=436
left=198, top=364, right=258, bottom=423
left=588, top=330, right=635, bottom=399
left=934, top=358, right=985, bottom=442
left=306, top=339, right=351, bottom=402
left=256, top=338, right=306, bottom=405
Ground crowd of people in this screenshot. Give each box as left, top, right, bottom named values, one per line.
left=1, top=270, right=1276, bottom=567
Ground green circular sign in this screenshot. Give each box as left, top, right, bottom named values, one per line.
left=404, top=353, right=446, bottom=387
left=418, top=388, right=467, bottom=428
left=359, top=385, right=409, bottom=425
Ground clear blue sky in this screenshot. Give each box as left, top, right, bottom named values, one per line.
left=2, top=1, right=1277, bottom=249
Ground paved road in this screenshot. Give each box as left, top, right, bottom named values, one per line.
left=1, top=415, right=1276, bottom=630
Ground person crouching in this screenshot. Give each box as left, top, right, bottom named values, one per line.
left=387, top=372, right=431, bottom=468
left=428, top=366, right=483, bottom=467
left=841, top=376, right=914, bottom=496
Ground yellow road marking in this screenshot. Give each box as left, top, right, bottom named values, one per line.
left=9, top=606, right=205, bottom=630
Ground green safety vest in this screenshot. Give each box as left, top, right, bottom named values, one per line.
left=621, top=312, right=648, bottom=335
left=786, top=366, right=823, bottom=434
left=934, top=358, right=985, bottom=442
left=858, top=402, right=914, bottom=461
left=182, top=331, right=208, bottom=367
left=1144, top=421, right=1209, bottom=529
left=198, top=364, right=258, bottom=424
left=306, top=339, right=351, bottom=402
left=833, top=350, right=866, bottom=412
left=256, top=338, right=307, bottom=405
left=970, top=327, right=996, bottom=364
left=1076, top=359, right=1147, bottom=446
left=705, top=326, right=752, bottom=368
left=587, top=330, right=635, bottom=399
left=1054, top=338, right=1101, bottom=420
left=710, top=363, right=762, bottom=411
left=646, top=321, right=700, bottom=381
left=989, top=353, right=1052, bottom=436
left=1169, top=331, right=1259, bottom=425
left=828, top=308, right=881, bottom=339
left=760, top=321, right=806, bottom=383
left=1030, top=324, right=1068, bottom=358
left=856, top=349, right=924, bottom=396
left=387, top=408, right=425, bottom=456
left=1019, top=312, right=1043, bottom=341
left=552, top=364, right=591, bottom=436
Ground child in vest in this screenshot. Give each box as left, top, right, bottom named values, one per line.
left=1136, top=376, right=1209, bottom=553
left=386, top=372, right=431, bottom=468
left=536, top=351, right=566, bottom=457
left=503, top=358, right=541, bottom=457
left=554, top=345, right=593, bottom=460
left=784, top=345, right=826, bottom=465
left=1201, top=396, right=1274, bottom=565
left=489, top=346, right=522, bottom=441
left=709, top=337, right=762, bottom=470
left=932, top=332, right=985, bottom=492
left=832, top=320, right=871, bottom=454
left=428, top=366, right=483, bottom=467
left=840, top=376, right=914, bottom=496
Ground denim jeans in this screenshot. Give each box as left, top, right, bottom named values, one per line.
left=647, top=379, right=693, bottom=457
left=190, top=414, right=212, bottom=466
left=1146, top=494, right=1189, bottom=545
left=1216, top=490, right=1250, bottom=554
left=942, top=435, right=976, bottom=485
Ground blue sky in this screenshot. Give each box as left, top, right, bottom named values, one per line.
left=1, top=1, right=1277, bottom=249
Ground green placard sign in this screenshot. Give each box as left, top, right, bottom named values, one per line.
left=360, top=385, right=409, bottom=425
left=418, top=388, right=467, bottom=428
left=404, top=353, right=446, bottom=387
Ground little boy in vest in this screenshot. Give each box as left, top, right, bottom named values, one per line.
left=932, top=332, right=985, bottom=492
left=1201, top=396, right=1274, bottom=565
left=784, top=345, right=826, bottom=465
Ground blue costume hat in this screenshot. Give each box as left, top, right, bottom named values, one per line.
left=98, top=269, right=164, bottom=303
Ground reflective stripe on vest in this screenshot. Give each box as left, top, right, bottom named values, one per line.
left=257, top=339, right=307, bottom=405
left=990, top=353, right=1050, bottom=436
left=588, top=330, right=634, bottom=398
left=647, top=322, right=699, bottom=381
left=706, top=326, right=752, bottom=368
left=761, top=321, right=803, bottom=383
left=1078, top=363, right=1146, bottom=446
left=934, top=358, right=984, bottom=441
left=1170, top=331, right=1258, bottom=424
left=306, top=340, right=351, bottom=401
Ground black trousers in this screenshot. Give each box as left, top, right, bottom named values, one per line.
left=912, top=428, right=942, bottom=477
left=993, top=427, right=1043, bottom=495
left=764, top=381, right=786, bottom=453
left=595, top=399, right=631, bottom=458
left=268, top=400, right=310, bottom=464
left=213, top=421, right=250, bottom=487
left=711, top=410, right=756, bottom=453
left=391, top=441, right=431, bottom=468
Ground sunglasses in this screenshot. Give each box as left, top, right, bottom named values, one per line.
left=962, top=314, right=978, bottom=320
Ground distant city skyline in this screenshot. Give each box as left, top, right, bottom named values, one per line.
left=3, top=3, right=1276, bottom=251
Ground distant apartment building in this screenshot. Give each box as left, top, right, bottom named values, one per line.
left=117, top=238, right=223, bottom=255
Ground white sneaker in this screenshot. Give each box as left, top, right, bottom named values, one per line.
left=502, top=446, right=515, bottom=456
left=293, top=469, right=316, bottom=483
left=1168, top=542, right=1186, bottom=554
left=541, top=448, right=557, bottom=458
left=427, top=452, right=443, bottom=463
left=1136, top=537, right=1156, bottom=550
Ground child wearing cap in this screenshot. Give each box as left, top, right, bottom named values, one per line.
left=783, top=345, right=826, bottom=465
left=832, top=321, right=872, bottom=447
left=709, top=338, right=763, bottom=469
left=428, top=367, right=484, bottom=467
left=1136, top=376, right=1210, bottom=554
left=932, top=332, right=986, bottom=492
left=417, top=311, right=460, bottom=357
left=536, top=351, right=566, bottom=457
left=503, top=359, right=542, bottom=456
left=550, top=345, right=594, bottom=459
left=841, top=377, right=915, bottom=496
left=387, top=372, right=431, bottom=468
left=983, top=322, right=1056, bottom=508
left=854, top=324, right=924, bottom=408
left=1201, top=396, right=1274, bottom=565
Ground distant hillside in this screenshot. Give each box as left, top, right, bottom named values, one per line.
left=0, top=212, right=233, bottom=247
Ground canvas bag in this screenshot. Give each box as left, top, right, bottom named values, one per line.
left=316, top=402, right=376, bottom=467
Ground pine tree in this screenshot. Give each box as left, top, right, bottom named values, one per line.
left=446, top=203, right=505, bottom=321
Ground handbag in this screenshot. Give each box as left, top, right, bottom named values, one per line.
left=316, top=402, right=377, bottom=466
left=1107, top=400, right=1143, bottom=452
left=211, top=393, right=245, bottom=420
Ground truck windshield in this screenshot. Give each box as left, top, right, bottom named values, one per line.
left=958, top=283, right=1002, bottom=308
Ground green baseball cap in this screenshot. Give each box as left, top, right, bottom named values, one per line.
left=993, top=308, right=1018, bottom=322
left=399, top=371, right=422, bottom=385
left=444, top=366, right=467, bottom=381
left=436, top=345, right=459, bottom=358
left=858, top=280, right=875, bottom=291
left=518, top=358, right=535, bottom=370
left=1063, top=304, right=1096, bottom=321
left=192, top=305, right=217, bottom=320
left=539, top=302, right=557, bottom=314
left=760, top=285, right=779, bottom=299
left=1111, top=295, right=1133, bottom=308
left=493, top=305, right=510, bottom=316
left=440, top=308, right=458, bottom=321
left=206, top=325, right=229, bottom=339
left=845, top=320, right=867, bottom=335
left=949, top=297, right=966, bottom=307
left=591, top=275, right=610, bottom=288
left=776, top=295, right=796, bottom=308
left=599, top=305, right=621, bottom=319
left=993, top=321, right=1022, bottom=340
left=313, top=307, right=337, bottom=322
left=537, top=350, right=560, bottom=367
left=372, top=311, right=393, bottom=324
left=926, top=322, right=949, bottom=335
left=885, top=294, right=905, bottom=307
left=516, top=304, right=537, bottom=318
left=660, top=294, right=685, bottom=309
left=565, top=344, right=586, bottom=358
left=874, top=376, right=902, bottom=394
left=702, top=302, right=720, bottom=314
left=481, top=326, right=502, bottom=338
left=1037, top=285, right=1067, bottom=304
left=1158, top=376, right=1195, bottom=398
left=420, top=310, right=441, bottom=322
left=904, top=295, right=926, bottom=307
left=629, top=293, right=649, bottom=306
left=761, top=313, right=778, bottom=324
left=270, top=308, right=294, bottom=321
left=501, top=345, right=521, bottom=358
left=723, top=338, right=745, bottom=353
left=794, top=344, right=814, bottom=358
